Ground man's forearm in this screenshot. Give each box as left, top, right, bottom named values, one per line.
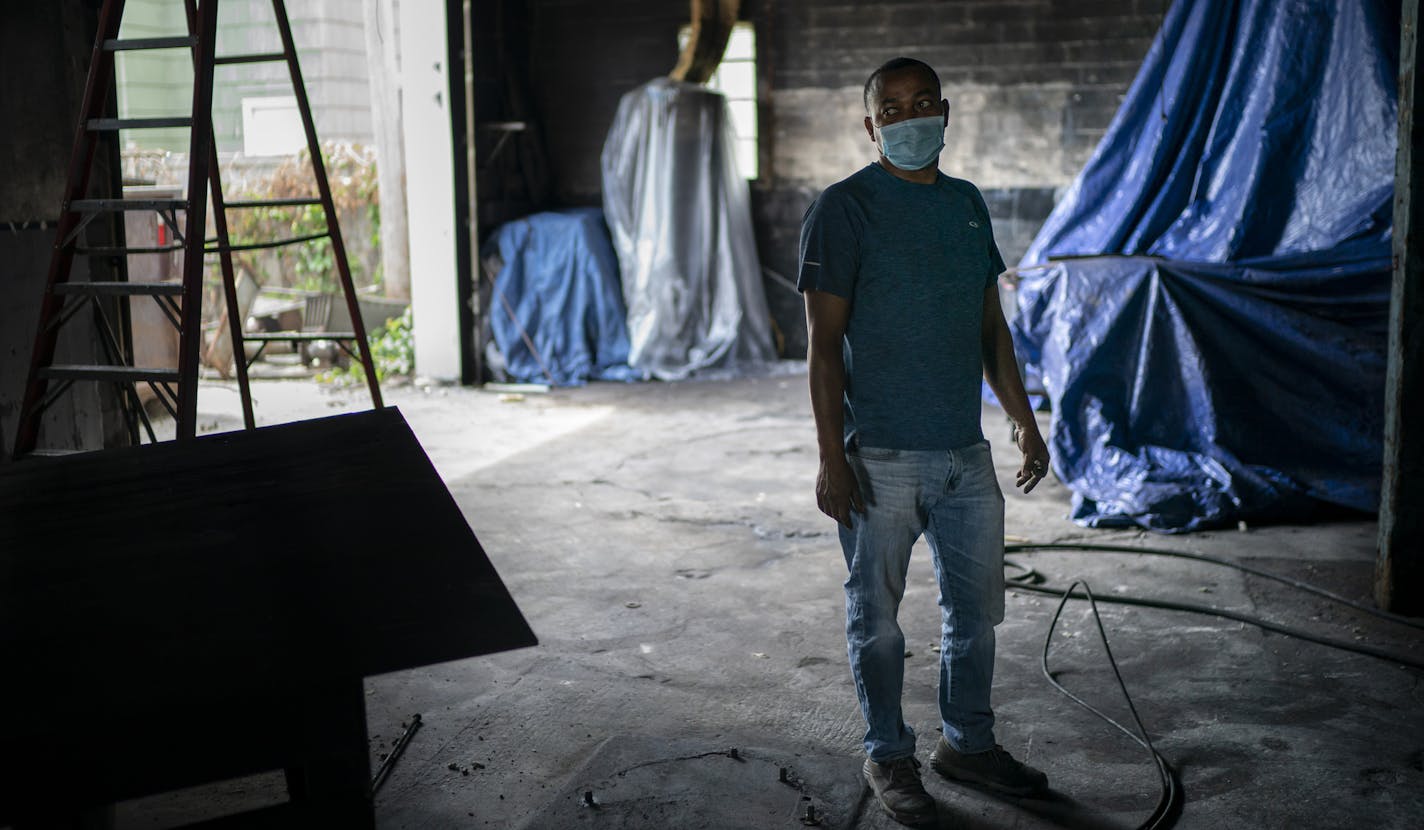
left=804, top=290, right=853, bottom=461
left=983, top=323, right=1040, bottom=437
left=807, top=347, right=847, bottom=460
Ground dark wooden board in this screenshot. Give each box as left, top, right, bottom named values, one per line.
left=0, top=407, right=536, bottom=817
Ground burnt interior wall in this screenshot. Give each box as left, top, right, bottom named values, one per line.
left=525, top=0, right=685, bottom=208
left=1, top=1, right=127, bottom=459
left=471, top=0, right=555, bottom=236
left=491, top=0, right=1163, bottom=357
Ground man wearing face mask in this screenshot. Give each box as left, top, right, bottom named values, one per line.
left=796, top=57, right=1052, bottom=826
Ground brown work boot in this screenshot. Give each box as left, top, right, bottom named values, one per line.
left=930, top=737, right=1049, bottom=797
left=862, top=756, right=937, bottom=826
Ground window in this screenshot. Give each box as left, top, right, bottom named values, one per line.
left=241, top=96, right=305, bottom=157
left=679, top=21, right=758, bottom=180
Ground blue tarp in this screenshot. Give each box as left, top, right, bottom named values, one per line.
left=482, top=208, right=643, bottom=386
left=1011, top=0, right=1398, bottom=531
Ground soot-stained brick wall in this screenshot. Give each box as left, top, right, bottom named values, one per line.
left=522, top=0, right=1163, bottom=356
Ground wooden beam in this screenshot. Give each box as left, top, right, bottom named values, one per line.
left=1378, top=0, right=1424, bottom=615
left=670, top=0, right=739, bottom=84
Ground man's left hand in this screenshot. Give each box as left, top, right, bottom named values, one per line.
left=1014, top=422, right=1051, bottom=493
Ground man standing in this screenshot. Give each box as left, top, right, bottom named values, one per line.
left=797, top=57, right=1051, bottom=826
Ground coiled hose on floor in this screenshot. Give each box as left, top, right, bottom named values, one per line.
left=1006, top=542, right=1424, bottom=830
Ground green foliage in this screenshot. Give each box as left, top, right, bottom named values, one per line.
left=317, top=306, right=414, bottom=388
left=290, top=203, right=336, bottom=292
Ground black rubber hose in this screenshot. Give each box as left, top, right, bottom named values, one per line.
left=1007, top=542, right=1424, bottom=630
left=1041, top=580, right=1183, bottom=830
left=1011, top=540, right=1424, bottom=830
left=1003, top=546, right=1424, bottom=670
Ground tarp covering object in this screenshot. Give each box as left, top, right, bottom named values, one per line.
left=1011, top=0, right=1398, bottom=531
left=601, top=78, right=777, bottom=380
left=482, top=208, right=642, bottom=386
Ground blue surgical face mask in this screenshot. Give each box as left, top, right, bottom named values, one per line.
left=876, top=115, right=945, bottom=171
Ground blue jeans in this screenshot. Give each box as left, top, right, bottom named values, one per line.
left=839, top=439, right=1006, bottom=762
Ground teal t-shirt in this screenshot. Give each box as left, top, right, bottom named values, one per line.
left=797, top=163, right=1006, bottom=451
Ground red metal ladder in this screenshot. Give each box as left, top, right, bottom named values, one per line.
left=11, top=0, right=383, bottom=459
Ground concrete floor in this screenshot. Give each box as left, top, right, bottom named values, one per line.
left=111, top=371, right=1423, bottom=829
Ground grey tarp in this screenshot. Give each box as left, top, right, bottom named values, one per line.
left=601, top=78, right=776, bottom=380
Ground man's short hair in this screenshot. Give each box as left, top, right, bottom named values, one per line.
left=863, top=57, right=942, bottom=113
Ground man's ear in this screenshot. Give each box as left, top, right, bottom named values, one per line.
left=942, top=99, right=949, bottom=126
left=864, top=115, right=876, bottom=142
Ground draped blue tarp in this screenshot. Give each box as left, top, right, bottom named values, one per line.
left=1011, top=0, right=1398, bottom=531
left=482, top=209, right=643, bottom=386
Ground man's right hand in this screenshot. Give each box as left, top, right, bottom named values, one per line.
left=816, top=454, right=865, bottom=528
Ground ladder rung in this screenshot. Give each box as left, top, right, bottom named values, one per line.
left=26, top=448, right=85, bottom=457
left=103, top=36, right=196, bottom=51
left=87, top=117, right=193, bottom=131
left=74, top=244, right=185, bottom=255
left=223, top=198, right=322, bottom=209
left=214, top=52, right=287, bottom=65
left=39, top=365, right=181, bottom=383
left=208, top=231, right=329, bottom=253
left=53, top=281, right=184, bottom=297
left=70, top=198, right=188, bottom=212
left=244, top=331, right=359, bottom=342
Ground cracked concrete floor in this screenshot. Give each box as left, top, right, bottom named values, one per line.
left=111, top=371, right=1423, bottom=829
